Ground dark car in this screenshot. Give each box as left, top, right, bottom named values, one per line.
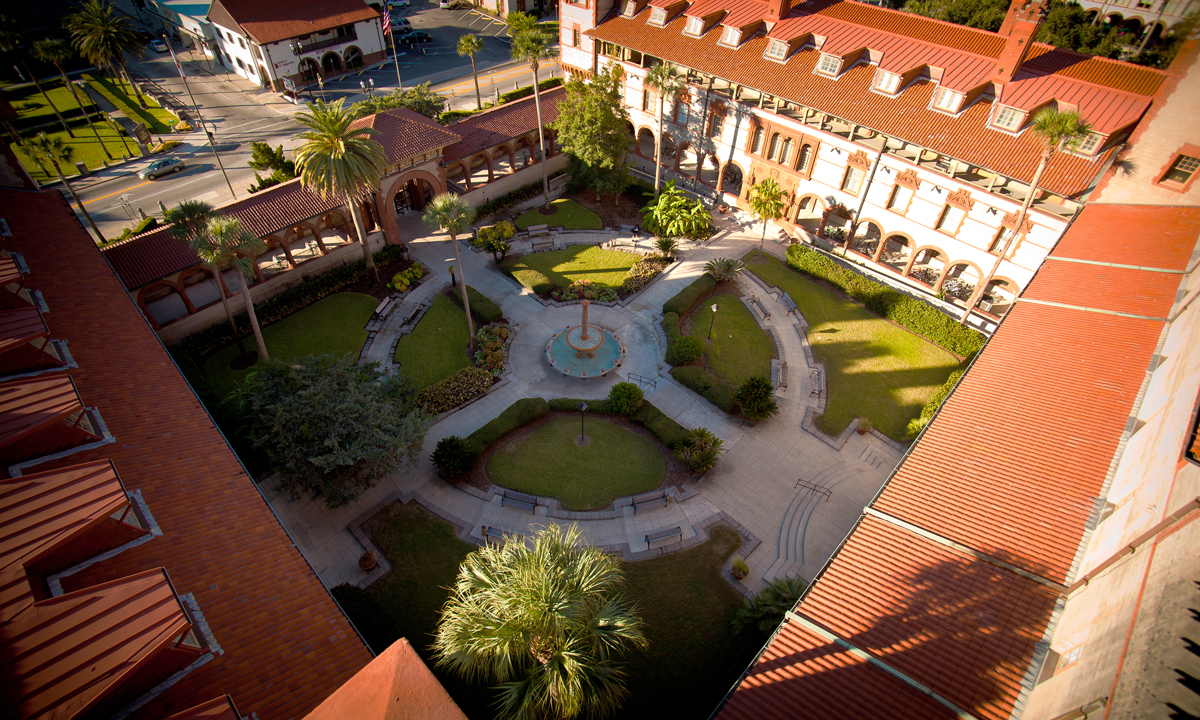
left=395, top=30, right=433, bottom=44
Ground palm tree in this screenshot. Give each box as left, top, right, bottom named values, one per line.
left=644, top=63, right=683, bottom=193
left=962, top=107, right=1092, bottom=325
left=422, top=193, right=477, bottom=349
left=33, top=38, right=113, bottom=160
left=457, top=34, right=484, bottom=111
left=0, top=16, right=74, bottom=138
left=201, top=216, right=269, bottom=361
left=65, top=0, right=147, bottom=108
left=23, top=132, right=104, bottom=242
left=293, top=98, right=388, bottom=284
left=704, top=257, right=746, bottom=283
left=433, top=523, right=647, bottom=720
left=165, top=201, right=248, bottom=359
left=748, top=178, right=785, bottom=258
left=510, top=21, right=557, bottom=211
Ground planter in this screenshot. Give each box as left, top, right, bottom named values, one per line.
left=358, top=551, right=377, bottom=572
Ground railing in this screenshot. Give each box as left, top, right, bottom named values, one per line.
left=293, top=31, right=358, bottom=56
left=627, top=372, right=657, bottom=392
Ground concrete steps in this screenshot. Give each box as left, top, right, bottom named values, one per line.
left=762, top=461, right=863, bottom=583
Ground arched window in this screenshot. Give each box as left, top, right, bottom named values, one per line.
left=768, top=133, right=781, bottom=160
left=798, top=144, right=813, bottom=172
left=779, top=138, right=793, bottom=165
left=751, top=127, right=764, bottom=154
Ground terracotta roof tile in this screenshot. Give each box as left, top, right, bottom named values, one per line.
left=208, top=0, right=380, bottom=45
left=1024, top=44, right=1166, bottom=96
left=350, top=108, right=463, bottom=166
left=1025, top=262, right=1178, bottom=318
left=165, top=696, right=241, bottom=720
left=1050, top=203, right=1200, bottom=268
left=443, top=87, right=567, bottom=163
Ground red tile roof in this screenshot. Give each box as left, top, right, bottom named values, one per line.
left=0, top=375, right=84, bottom=452
left=350, top=107, right=463, bottom=166
left=0, top=568, right=190, bottom=720
left=2, top=189, right=372, bottom=718
left=1023, top=44, right=1167, bottom=97
left=0, top=254, right=22, bottom=286
left=717, top=616, right=958, bottom=720
left=165, top=696, right=241, bottom=720
left=443, top=87, right=567, bottom=163
left=207, top=0, right=380, bottom=45
left=0, top=308, right=49, bottom=355
left=1051, top=203, right=1200, bottom=268
left=101, top=178, right=343, bottom=290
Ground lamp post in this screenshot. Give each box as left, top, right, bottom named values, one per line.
left=578, top=402, right=588, bottom=442
left=708, top=303, right=718, bottom=341
left=317, top=75, right=325, bottom=101
left=360, top=78, right=375, bottom=99
left=163, top=34, right=236, bottom=200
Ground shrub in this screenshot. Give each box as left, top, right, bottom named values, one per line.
left=629, top=401, right=690, bottom=448
left=655, top=237, right=679, bottom=257
left=416, top=367, right=495, bottom=414
left=608, top=382, right=644, bottom=415
left=662, top=312, right=682, bottom=345
left=622, top=255, right=670, bottom=295
left=733, top=577, right=808, bottom=635
left=665, top=336, right=703, bottom=366
left=439, top=109, right=477, bottom=124
left=705, top=257, right=745, bottom=283
left=331, top=584, right=399, bottom=654
left=117, top=215, right=158, bottom=241
left=671, top=366, right=735, bottom=413
left=737, top=375, right=779, bottom=421
left=674, top=427, right=725, bottom=473
left=548, top=397, right=617, bottom=414
left=388, top=263, right=427, bottom=293
left=450, top=285, right=504, bottom=324
left=472, top=322, right=509, bottom=375
left=475, top=221, right=516, bottom=249
left=464, top=397, right=549, bottom=455
left=784, top=245, right=985, bottom=357
left=173, top=120, right=194, bottom=133
left=473, top=175, right=564, bottom=221
left=731, top=556, right=749, bottom=577
left=432, top=435, right=476, bottom=478
left=856, top=417, right=873, bottom=434
left=153, top=140, right=182, bottom=154
left=662, top=274, right=717, bottom=316
left=497, top=76, right=563, bottom=104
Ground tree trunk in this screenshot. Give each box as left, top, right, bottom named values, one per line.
left=59, top=69, right=112, bottom=159
left=961, top=151, right=1051, bottom=325
left=29, top=67, right=74, bottom=138
left=120, top=61, right=147, bottom=109
left=234, top=269, right=268, bottom=360
left=53, top=162, right=105, bottom=242
left=212, top=262, right=247, bottom=356
left=530, top=61, right=551, bottom=211
left=347, top=197, right=380, bottom=285
left=760, top=217, right=767, bottom=255
left=471, top=55, right=482, bottom=111
left=654, top=95, right=665, bottom=193
left=450, top=231, right=476, bottom=350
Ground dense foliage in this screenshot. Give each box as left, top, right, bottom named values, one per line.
left=733, top=577, right=808, bottom=635
left=674, top=427, right=725, bottom=474
left=643, top=181, right=713, bottom=241
left=448, top=285, right=504, bottom=324
left=552, top=64, right=631, bottom=198
left=387, top=262, right=427, bottom=293
left=471, top=171, right=566, bottom=221
left=665, top=336, right=703, bottom=366
left=473, top=323, right=509, bottom=375
left=348, top=82, right=445, bottom=120
left=736, top=375, right=779, bottom=421
left=431, top=435, right=475, bottom=478
left=415, top=366, right=495, bottom=414
left=608, top=381, right=645, bottom=415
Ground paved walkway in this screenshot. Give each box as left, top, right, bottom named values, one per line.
left=264, top=209, right=904, bottom=595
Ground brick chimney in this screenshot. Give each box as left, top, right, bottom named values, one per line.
left=764, top=0, right=790, bottom=22
left=992, top=0, right=1046, bottom=85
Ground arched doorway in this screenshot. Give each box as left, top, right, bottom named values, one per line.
left=878, top=233, right=912, bottom=269
left=936, top=261, right=981, bottom=300
left=299, top=57, right=319, bottom=82
left=906, top=247, right=946, bottom=285
left=637, top=128, right=655, bottom=157
left=322, top=52, right=343, bottom=75
left=979, top=277, right=1017, bottom=317
left=394, top=177, right=437, bottom=213
left=344, top=46, right=364, bottom=70
left=851, top=220, right=882, bottom=256
left=699, top=155, right=719, bottom=186
left=795, top=193, right=824, bottom=236
left=722, top=163, right=743, bottom=196
left=661, top=134, right=677, bottom=161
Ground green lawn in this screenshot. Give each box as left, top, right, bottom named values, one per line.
left=514, top=198, right=603, bottom=230
left=11, top=120, right=136, bottom=183
left=393, top=294, right=472, bottom=390
left=86, top=75, right=176, bottom=134
left=686, top=294, right=777, bottom=387
left=487, top=416, right=665, bottom=510
left=501, top=245, right=640, bottom=290
left=202, top=292, right=377, bottom=397
left=6, top=82, right=91, bottom=128
left=745, top=251, right=960, bottom=440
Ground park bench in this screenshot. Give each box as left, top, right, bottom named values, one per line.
left=482, top=525, right=506, bottom=544
left=501, top=490, right=539, bottom=512
left=810, top=368, right=823, bottom=399
left=371, top=296, right=393, bottom=321
left=632, top=490, right=668, bottom=513
left=777, top=361, right=789, bottom=389
left=781, top=294, right=798, bottom=315
left=528, top=223, right=551, bottom=237
left=532, top=240, right=555, bottom=252
left=402, top=304, right=421, bottom=326
left=751, top=295, right=772, bottom=321
left=645, top=526, right=683, bottom=545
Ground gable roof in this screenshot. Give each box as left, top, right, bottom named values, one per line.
left=443, top=87, right=567, bottom=163
left=208, top=0, right=380, bottom=45
left=349, top=107, right=463, bottom=165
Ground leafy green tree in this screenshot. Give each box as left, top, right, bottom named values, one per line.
left=248, top=142, right=296, bottom=176
left=423, top=193, right=477, bottom=348
left=348, top=82, right=446, bottom=120
left=457, top=34, right=485, bottom=111
left=552, top=64, right=631, bottom=200
left=64, top=0, right=147, bottom=107
left=433, top=523, right=647, bottom=720
left=23, top=133, right=104, bottom=241
left=748, top=177, right=786, bottom=256
left=510, top=17, right=557, bottom=210
left=643, top=180, right=710, bottom=241
left=704, top=257, right=746, bottom=283
left=164, top=201, right=247, bottom=358
left=1035, top=0, right=1132, bottom=58
left=294, top=98, right=388, bottom=284
left=643, top=63, right=683, bottom=193
left=733, top=577, right=808, bottom=635
left=245, top=353, right=430, bottom=508
left=0, top=18, right=74, bottom=139
left=903, top=0, right=1007, bottom=31
left=201, top=216, right=269, bottom=360
left=736, top=375, right=779, bottom=421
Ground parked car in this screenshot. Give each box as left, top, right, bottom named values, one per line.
left=139, top=157, right=185, bottom=180
left=395, top=30, right=433, bottom=44
left=388, top=17, right=412, bottom=33
left=149, top=38, right=168, bottom=54
left=387, top=0, right=410, bottom=8
left=439, top=0, right=451, bottom=7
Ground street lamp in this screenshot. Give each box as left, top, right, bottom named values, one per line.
left=577, top=402, right=588, bottom=442
left=317, top=75, right=325, bottom=101
left=360, top=78, right=375, bottom=99
left=708, top=303, right=718, bottom=341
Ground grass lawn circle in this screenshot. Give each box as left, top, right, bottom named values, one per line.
left=393, top=294, right=471, bottom=390
left=500, top=244, right=642, bottom=292
left=514, top=198, right=602, bottom=230
left=487, top=416, right=666, bottom=510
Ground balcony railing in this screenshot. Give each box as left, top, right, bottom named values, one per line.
left=293, top=31, right=358, bottom=56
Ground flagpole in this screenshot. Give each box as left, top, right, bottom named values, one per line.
left=383, top=7, right=402, bottom=90
left=163, top=34, right=237, bottom=200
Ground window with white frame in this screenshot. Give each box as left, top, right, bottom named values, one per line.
left=720, top=26, right=741, bottom=46
left=650, top=7, right=666, bottom=25
left=685, top=16, right=703, bottom=35
left=994, top=105, right=1023, bottom=130
left=937, top=204, right=966, bottom=233
left=933, top=87, right=963, bottom=112
left=798, top=144, right=813, bottom=172
left=765, top=39, right=788, bottom=60
left=623, top=0, right=637, bottom=16
left=817, top=53, right=840, bottom=75
left=751, top=127, right=764, bottom=153
left=888, top=184, right=914, bottom=214
left=1076, top=133, right=1104, bottom=155
left=675, top=100, right=689, bottom=125
left=875, top=70, right=900, bottom=93
left=779, top=137, right=793, bottom=164
left=767, top=133, right=781, bottom=160
left=842, top=165, right=866, bottom=194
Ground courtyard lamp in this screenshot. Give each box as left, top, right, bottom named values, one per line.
left=708, top=303, right=718, bottom=341
left=578, top=402, right=588, bottom=442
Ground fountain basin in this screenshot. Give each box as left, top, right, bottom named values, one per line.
left=546, top=325, right=625, bottom=378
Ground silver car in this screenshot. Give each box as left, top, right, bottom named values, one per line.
left=139, top=157, right=185, bottom=180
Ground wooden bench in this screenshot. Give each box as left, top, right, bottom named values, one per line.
left=527, top=223, right=551, bottom=237
left=751, top=295, right=772, bottom=321
left=482, top=525, right=505, bottom=543
left=632, top=490, right=668, bottom=513
left=778, top=361, right=789, bottom=389
left=645, top=526, right=682, bottom=545
left=501, top=490, right=539, bottom=512
left=371, top=296, right=393, bottom=320
left=532, top=240, right=555, bottom=252
left=810, top=368, right=823, bottom=399
left=781, top=294, right=798, bottom=315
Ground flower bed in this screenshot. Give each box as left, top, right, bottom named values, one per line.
left=386, top=262, right=429, bottom=294
left=473, top=323, right=509, bottom=376
left=415, top=367, right=496, bottom=415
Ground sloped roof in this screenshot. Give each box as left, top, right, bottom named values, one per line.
left=165, top=696, right=241, bottom=720
left=0, top=308, right=48, bottom=355
left=349, top=107, right=463, bottom=165
left=208, top=0, right=380, bottom=44
left=443, top=87, right=567, bottom=163
left=0, top=253, right=23, bottom=286
left=0, top=375, right=84, bottom=451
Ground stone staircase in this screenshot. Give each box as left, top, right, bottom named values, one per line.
left=761, top=461, right=866, bottom=583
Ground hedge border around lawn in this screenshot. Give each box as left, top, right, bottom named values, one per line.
left=448, top=285, right=503, bottom=325
left=669, top=366, right=736, bottom=414
left=662, top=274, right=717, bottom=317
left=464, top=397, right=550, bottom=457
left=472, top=169, right=567, bottom=222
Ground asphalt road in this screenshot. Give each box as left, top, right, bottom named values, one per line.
left=70, top=2, right=560, bottom=240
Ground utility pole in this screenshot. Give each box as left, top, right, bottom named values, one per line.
left=163, top=35, right=237, bottom=200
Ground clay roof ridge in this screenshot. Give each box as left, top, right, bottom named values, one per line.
left=448, top=85, right=568, bottom=127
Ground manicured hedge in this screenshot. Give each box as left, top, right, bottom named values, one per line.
left=661, top=312, right=682, bottom=345
left=175, top=245, right=404, bottom=358
left=919, top=367, right=965, bottom=420
left=472, top=170, right=565, bottom=221
left=549, top=397, right=616, bottom=414
left=464, top=397, right=549, bottom=456
left=629, top=400, right=691, bottom=448
left=449, top=285, right=503, bottom=324
left=330, top=584, right=399, bottom=655
left=662, top=274, right=717, bottom=316
left=784, top=245, right=985, bottom=358
left=497, top=77, right=563, bottom=104
left=439, top=109, right=476, bottom=124
left=416, top=366, right=495, bottom=414
left=670, top=366, right=736, bottom=414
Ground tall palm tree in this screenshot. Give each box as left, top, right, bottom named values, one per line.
left=422, top=193, right=476, bottom=349
left=293, top=98, right=388, bottom=284
left=961, top=107, right=1092, bottom=324
left=33, top=38, right=112, bottom=160
left=748, top=177, right=785, bottom=257
left=0, top=16, right=74, bottom=138
left=65, top=0, right=147, bottom=108
left=201, top=216, right=269, bottom=361
left=510, top=21, right=557, bottom=211
left=23, top=132, right=104, bottom=242
left=164, top=201, right=248, bottom=358
left=433, top=523, right=647, bottom=720
left=644, top=63, right=683, bottom=194
left=457, top=34, right=484, bottom=111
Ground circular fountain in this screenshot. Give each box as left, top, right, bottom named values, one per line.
left=545, top=300, right=626, bottom=378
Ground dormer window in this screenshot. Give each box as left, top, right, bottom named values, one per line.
left=874, top=70, right=900, bottom=94
left=765, top=39, right=789, bottom=60
left=684, top=16, right=703, bottom=35
left=817, top=53, right=841, bottom=76
left=1076, top=133, right=1104, bottom=156
left=720, top=26, right=741, bottom=47
left=933, top=87, right=962, bottom=112
left=650, top=7, right=666, bottom=25
left=623, top=0, right=637, bottom=16
left=993, top=105, right=1024, bottom=130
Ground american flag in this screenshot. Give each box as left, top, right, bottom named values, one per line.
left=383, top=7, right=392, bottom=34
